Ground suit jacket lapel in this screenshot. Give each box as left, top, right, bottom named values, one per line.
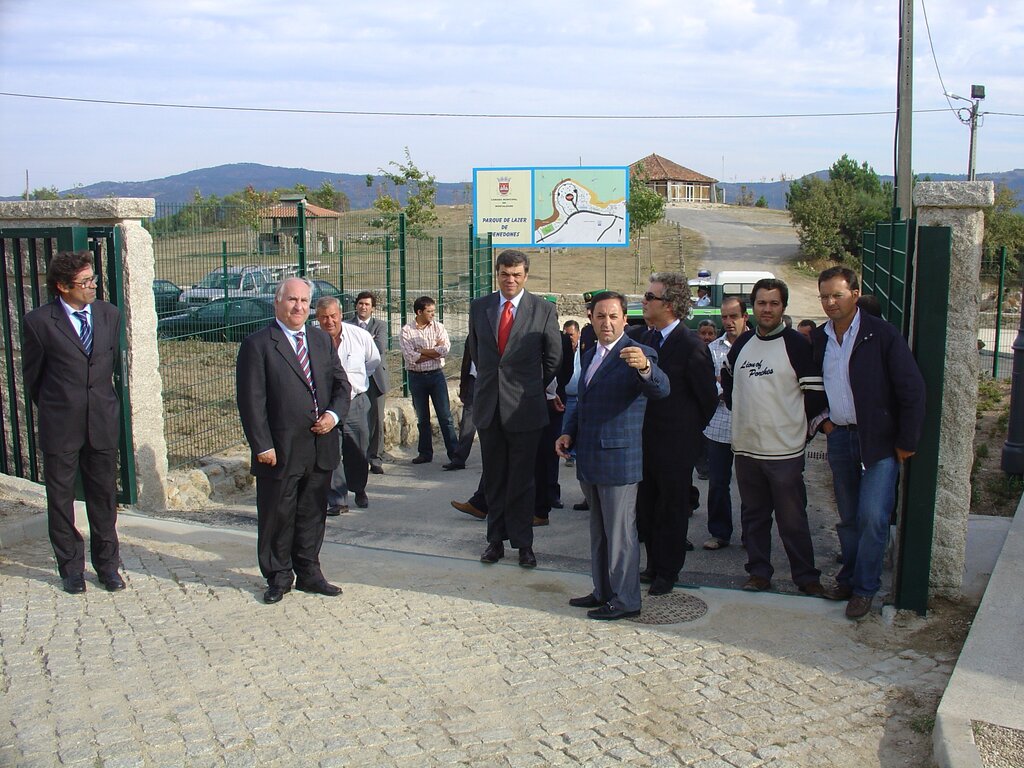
left=581, top=336, right=627, bottom=394
left=505, top=292, right=533, bottom=349
left=51, top=302, right=89, bottom=356
left=484, top=292, right=500, bottom=344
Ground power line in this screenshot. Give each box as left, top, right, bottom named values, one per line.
left=919, top=0, right=960, bottom=115
left=0, top=90, right=957, bottom=121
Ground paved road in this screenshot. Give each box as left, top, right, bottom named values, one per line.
left=664, top=205, right=823, bottom=320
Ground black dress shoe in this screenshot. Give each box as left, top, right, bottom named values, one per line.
left=263, top=584, right=288, bottom=604
left=551, top=500, right=564, bottom=509
left=295, top=579, right=343, bottom=597
left=411, top=455, right=432, bottom=465
left=685, top=539, right=695, bottom=551
left=639, top=568, right=655, bottom=584
left=587, top=603, right=641, bottom=621
left=354, top=491, right=369, bottom=508
left=370, top=465, right=384, bottom=475
left=99, top=571, right=126, bottom=592
left=326, top=505, right=349, bottom=516
left=480, top=542, right=504, bottom=563
left=61, top=574, right=86, bottom=594
left=518, top=547, right=537, bottom=568
left=648, top=578, right=674, bottom=596
left=569, top=593, right=602, bottom=608
left=442, top=462, right=466, bottom=471
left=572, top=501, right=590, bottom=511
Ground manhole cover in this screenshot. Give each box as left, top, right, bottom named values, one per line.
left=630, top=592, right=708, bottom=625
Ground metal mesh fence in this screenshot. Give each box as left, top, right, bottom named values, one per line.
left=147, top=202, right=485, bottom=468
left=979, top=246, right=1023, bottom=380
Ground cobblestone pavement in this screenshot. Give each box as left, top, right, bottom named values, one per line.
left=1, top=514, right=955, bottom=767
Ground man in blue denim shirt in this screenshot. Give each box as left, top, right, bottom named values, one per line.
left=812, top=267, right=925, bottom=619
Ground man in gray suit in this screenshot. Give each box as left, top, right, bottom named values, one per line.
left=556, top=292, right=669, bottom=620
left=348, top=291, right=389, bottom=474
left=22, top=250, right=125, bottom=594
left=467, top=250, right=562, bottom=568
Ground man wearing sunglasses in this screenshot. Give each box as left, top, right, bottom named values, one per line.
left=22, top=250, right=125, bottom=595
left=636, top=274, right=718, bottom=596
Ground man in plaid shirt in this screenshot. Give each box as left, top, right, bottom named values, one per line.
left=702, top=296, right=748, bottom=551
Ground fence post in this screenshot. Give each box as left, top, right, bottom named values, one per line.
left=1001, top=297, right=1024, bottom=474
left=994, top=246, right=1007, bottom=378
left=296, top=200, right=307, bottom=276
left=436, top=237, right=444, bottom=321
left=399, top=214, right=408, bottom=398
left=468, top=224, right=475, bottom=301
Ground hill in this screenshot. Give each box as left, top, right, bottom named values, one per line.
left=4, top=163, right=472, bottom=209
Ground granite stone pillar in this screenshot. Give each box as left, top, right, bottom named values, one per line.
left=913, top=181, right=995, bottom=596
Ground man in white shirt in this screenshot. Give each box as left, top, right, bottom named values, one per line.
left=316, top=296, right=380, bottom=512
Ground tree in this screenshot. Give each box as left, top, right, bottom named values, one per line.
left=755, top=195, right=768, bottom=208
left=786, top=154, right=892, bottom=263
left=371, top=148, right=438, bottom=239
left=307, top=180, right=350, bottom=212
left=221, top=185, right=274, bottom=254
left=25, top=185, right=61, bottom=200
left=626, top=162, right=666, bottom=279
left=984, top=185, right=1024, bottom=271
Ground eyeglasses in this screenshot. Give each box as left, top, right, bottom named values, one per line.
left=69, top=275, right=98, bottom=288
left=643, top=292, right=666, bottom=302
left=818, top=292, right=851, bottom=302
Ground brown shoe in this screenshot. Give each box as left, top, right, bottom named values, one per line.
left=845, top=595, right=873, bottom=619
left=824, top=584, right=853, bottom=601
left=451, top=500, right=486, bottom=520
left=703, top=538, right=729, bottom=550
left=742, top=575, right=772, bottom=592
left=799, top=581, right=826, bottom=597
left=532, top=516, right=549, bottom=527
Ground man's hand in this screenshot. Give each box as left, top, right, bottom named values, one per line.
left=896, top=447, right=915, bottom=463
left=620, top=346, right=649, bottom=370
left=257, top=449, right=277, bottom=467
left=417, top=348, right=441, bottom=361
left=550, top=395, right=565, bottom=413
left=555, top=434, right=573, bottom=459
left=311, top=412, right=337, bottom=435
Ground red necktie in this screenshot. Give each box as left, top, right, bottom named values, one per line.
left=497, top=300, right=514, bottom=355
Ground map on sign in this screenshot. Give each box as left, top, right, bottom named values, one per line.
left=533, top=168, right=628, bottom=246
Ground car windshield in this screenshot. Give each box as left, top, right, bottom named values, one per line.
left=197, top=272, right=242, bottom=290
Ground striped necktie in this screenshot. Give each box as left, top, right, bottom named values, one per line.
left=74, top=310, right=93, bottom=355
left=294, top=331, right=319, bottom=417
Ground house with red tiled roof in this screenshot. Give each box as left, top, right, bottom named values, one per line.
left=630, top=153, right=719, bottom=203
left=259, top=198, right=343, bottom=256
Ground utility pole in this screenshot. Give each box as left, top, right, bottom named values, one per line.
left=946, top=85, right=985, bottom=180
left=895, top=0, right=914, bottom=218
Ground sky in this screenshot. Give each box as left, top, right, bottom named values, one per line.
left=1, top=0, right=1021, bottom=196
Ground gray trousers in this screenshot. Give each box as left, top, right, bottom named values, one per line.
left=452, top=399, right=476, bottom=465
left=328, top=393, right=370, bottom=507
left=581, top=481, right=641, bottom=612
left=366, top=381, right=385, bottom=469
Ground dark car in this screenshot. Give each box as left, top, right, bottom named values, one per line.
left=152, top=279, right=183, bottom=317
left=158, top=296, right=279, bottom=342
left=259, top=279, right=357, bottom=318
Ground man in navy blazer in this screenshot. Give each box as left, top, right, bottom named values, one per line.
left=237, top=277, right=351, bottom=604
left=22, top=250, right=125, bottom=595
left=556, top=292, right=670, bottom=620
left=467, top=250, right=562, bottom=568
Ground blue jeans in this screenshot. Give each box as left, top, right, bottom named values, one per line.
left=706, top=439, right=734, bottom=542
left=407, top=369, right=457, bottom=461
left=826, top=427, right=900, bottom=598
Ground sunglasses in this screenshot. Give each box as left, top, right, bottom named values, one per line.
left=643, top=292, right=666, bottom=302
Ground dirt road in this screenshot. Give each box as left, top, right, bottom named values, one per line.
left=665, top=204, right=824, bottom=321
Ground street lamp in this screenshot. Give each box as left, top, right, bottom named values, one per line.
left=945, top=84, right=985, bottom=180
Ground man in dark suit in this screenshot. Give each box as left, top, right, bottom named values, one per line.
left=22, top=250, right=125, bottom=594
left=237, top=277, right=351, bottom=604
left=348, top=291, right=388, bottom=474
left=556, top=292, right=669, bottom=620
left=467, top=250, right=562, bottom=568
left=637, top=273, right=719, bottom=596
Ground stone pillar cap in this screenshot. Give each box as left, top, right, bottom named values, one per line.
left=913, top=181, right=994, bottom=209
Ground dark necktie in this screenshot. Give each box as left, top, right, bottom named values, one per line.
left=650, top=330, right=663, bottom=351
left=497, top=300, right=514, bottom=355
left=74, top=310, right=93, bottom=355
left=294, top=331, right=320, bottom=418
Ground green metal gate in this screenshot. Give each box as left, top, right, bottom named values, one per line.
left=860, top=218, right=951, bottom=614
left=0, top=226, right=137, bottom=504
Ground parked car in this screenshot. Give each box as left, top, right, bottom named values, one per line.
left=152, top=279, right=183, bottom=316
left=259, top=278, right=357, bottom=318
left=158, top=296, right=279, bottom=342
left=685, top=269, right=774, bottom=329
left=178, top=265, right=275, bottom=308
